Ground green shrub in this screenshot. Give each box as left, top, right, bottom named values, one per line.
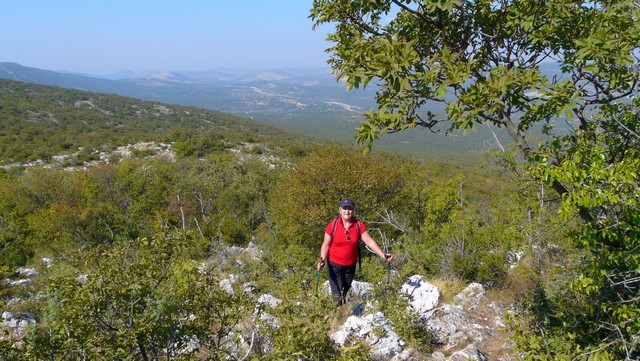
left=369, top=285, right=434, bottom=355
left=267, top=299, right=340, bottom=360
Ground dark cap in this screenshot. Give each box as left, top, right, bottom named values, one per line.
left=340, top=198, right=355, bottom=209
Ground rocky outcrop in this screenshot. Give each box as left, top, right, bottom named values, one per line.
left=1, top=312, right=36, bottom=338
left=402, top=274, right=440, bottom=316
left=254, top=293, right=282, bottom=329
left=4, top=267, right=38, bottom=287
left=327, top=276, right=511, bottom=360
left=2, top=268, right=39, bottom=341
left=332, top=312, right=410, bottom=360
left=426, top=283, right=511, bottom=360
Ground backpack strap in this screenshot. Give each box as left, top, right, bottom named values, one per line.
left=330, top=217, right=340, bottom=238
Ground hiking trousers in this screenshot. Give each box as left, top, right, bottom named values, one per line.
left=327, top=261, right=356, bottom=305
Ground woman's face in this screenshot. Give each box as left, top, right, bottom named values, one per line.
left=340, top=206, right=354, bottom=220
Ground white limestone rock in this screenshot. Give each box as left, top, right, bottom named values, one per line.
left=254, top=294, right=282, bottom=329
left=453, top=283, right=486, bottom=307
left=256, top=294, right=282, bottom=309
left=400, top=275, right=440, bottom=316
left=332, top=312, right=405, bottom=359
left=219, top=274, right=239, bottom=296
left=1, top=311, right=36, bottom=337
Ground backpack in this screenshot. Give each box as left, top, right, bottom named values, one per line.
left=330, top=217, right=363, bottom=269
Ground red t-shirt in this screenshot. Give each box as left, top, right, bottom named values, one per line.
left=325, top=218, right=366, bottom=266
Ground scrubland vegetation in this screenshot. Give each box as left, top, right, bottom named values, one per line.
left=0, top=140, right=554, bottom=359
left=2, top=74, right=636, bottom=360
left=0, top=80, right=527, bottom=358
left=1, top=0, right=637, bottom=356
left=6, top=0, right=640, bottom=350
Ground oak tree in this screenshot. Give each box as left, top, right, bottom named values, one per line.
left=311, top=0, right=640, bottom=358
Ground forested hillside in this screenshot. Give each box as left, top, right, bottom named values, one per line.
left=0, top=79, right=303, bottom=166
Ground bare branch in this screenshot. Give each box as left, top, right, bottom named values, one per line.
left=487, top=123, right=506, bottom=152
left=238, top=330, right=255, bottom=361
left=571, top=338, right=621, bottom=361
left=371, top=209, right=408, bottom=233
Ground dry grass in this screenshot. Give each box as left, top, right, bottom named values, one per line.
left=428, top=276, right=467, bottom=304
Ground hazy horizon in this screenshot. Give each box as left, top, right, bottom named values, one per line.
left=1, top=1, right=333, bottom=75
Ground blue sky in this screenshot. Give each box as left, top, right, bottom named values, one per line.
left=0, top=1, right=333, bottom=75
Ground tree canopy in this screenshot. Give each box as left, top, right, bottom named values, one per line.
left=310, top=0, right=639, bottom=155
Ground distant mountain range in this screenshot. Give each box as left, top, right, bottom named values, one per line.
left=0, top=62, right=376, bottom=117
left=0, top=62, right=516, bottom=161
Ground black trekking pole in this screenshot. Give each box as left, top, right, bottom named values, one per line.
left=386, top=256, right=391, bottom=286
left=385, top=242, right=392, bottom=286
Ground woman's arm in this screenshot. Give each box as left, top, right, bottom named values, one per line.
left=317, top=232, right=332, bottom=270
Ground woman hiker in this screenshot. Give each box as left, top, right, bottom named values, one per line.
left=317, top=198, right=393, bottom=305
